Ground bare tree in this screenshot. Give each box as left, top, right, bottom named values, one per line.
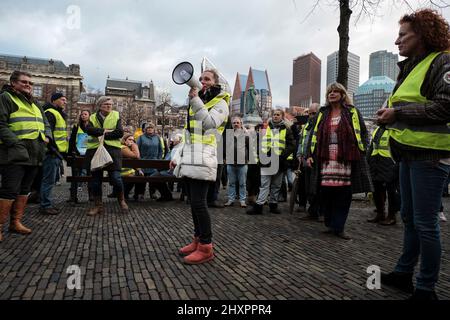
left=156, top=90, right=173, bottom=137
left=296, top=0, right=449, bottom=88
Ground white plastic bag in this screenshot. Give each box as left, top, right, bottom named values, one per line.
left=172, top=143, right=184, bottom=178
left=91, top=135, right=113, bottom=171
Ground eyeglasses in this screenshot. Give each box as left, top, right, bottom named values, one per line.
left=18, top=80, right=34, bottom=86
left=232, top=122, right=241, bottom=124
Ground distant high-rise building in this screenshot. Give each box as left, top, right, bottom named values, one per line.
left=289, top=52, right=321, bottom=108
left=231, top=73, right=248, bottom=115
left=326, top=51, right=360, bottom=99
left=369, top=50, right=399, bottom=81
left=354, top=76, right=395, bottom=118
left=232, top=67, right=272, bottom=125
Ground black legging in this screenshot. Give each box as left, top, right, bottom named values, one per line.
left=185, top=178, right=212, bottom=244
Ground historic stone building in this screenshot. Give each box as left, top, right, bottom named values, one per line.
left=0, top=53, right=83, bottom=125
left=105, top=77, right=156, bottom=131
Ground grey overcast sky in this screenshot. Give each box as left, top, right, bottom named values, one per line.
left=0, top=0, right=449, bottom=105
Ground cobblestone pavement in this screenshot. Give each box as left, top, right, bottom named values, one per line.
left=0, top=182, right=449, bottom=300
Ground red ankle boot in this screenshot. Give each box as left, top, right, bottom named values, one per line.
left=179, top=237, right=199, bottom=256
left=183, top=243, right=214, bottom=264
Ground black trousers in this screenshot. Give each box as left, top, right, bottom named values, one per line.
left=246, top=164, right=261, bottom=197
left=319, top=186, right=352, bottom=233
left=373, top=180, right=400, bottom=214
left=0, top=165, right=39, bottom=200
left=186, top=178, right=212, bottom=244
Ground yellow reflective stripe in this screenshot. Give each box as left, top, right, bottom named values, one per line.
left=9, top=117, right=44, bottom=123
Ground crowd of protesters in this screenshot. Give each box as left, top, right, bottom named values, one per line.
left=0, top=7, right=449, bottom=300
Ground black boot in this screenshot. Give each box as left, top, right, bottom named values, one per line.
left=367, top=209, right=385, bottom=223
left=269, top=203, right=281, bottom=214
left=247, top=203, right=263, bottom=215
left=408, top=289, right=438, bottom=300
left=381, top=272, right=414, bottom=294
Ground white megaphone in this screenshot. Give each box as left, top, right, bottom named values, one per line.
left=172, top=62, right=203, bottom=91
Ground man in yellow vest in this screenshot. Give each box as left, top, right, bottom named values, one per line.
left=377, top=9, right=450, bottom=300
left=247, top=109, right=296, bottom=215
left=366, top=126, right=400, bottom=225
left=39, top=92, right=68, bottom=215
left=0, top=70, right=52, bottom=241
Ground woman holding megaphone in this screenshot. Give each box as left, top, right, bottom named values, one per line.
left=170, top=69, right=230, bottom=264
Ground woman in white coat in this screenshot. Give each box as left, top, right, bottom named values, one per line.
left=170, top=69, right=229, bottom=264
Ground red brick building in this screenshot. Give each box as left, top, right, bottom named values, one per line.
left=289, top=52, right=321, bottom=108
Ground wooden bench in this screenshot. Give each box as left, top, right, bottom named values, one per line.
left=66, top=156, right=182, bottom=183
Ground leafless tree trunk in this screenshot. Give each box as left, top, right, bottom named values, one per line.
left=337, top=0, right=352, bottom=88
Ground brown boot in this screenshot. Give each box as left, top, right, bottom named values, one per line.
left=0, top=199, right=14, bottom=241
left=9, top=195, right=32, bottom=235
left=179, top=236, right=199, bottom=256
left=118, top=192, right=129, bottom=213
left=380, top=212, right=397, bottom=226
left=183, top=243, right=214, bottom=264
left=367, top=209, right=385, bottom=223
left=87, top=197, right=103, bottom=216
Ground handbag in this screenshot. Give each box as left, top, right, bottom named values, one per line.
left=90, top=135, right=113, bottom=171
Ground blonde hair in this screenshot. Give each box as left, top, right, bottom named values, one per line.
left=325, top=82, right=353, bottom=106
left=121, top=133, right=134, bottom=145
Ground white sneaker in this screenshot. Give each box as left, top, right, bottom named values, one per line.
left=224, top=200, right=234, bottom=207
left=240, top=201, right=247, bottom=208
left=439, top=211, right=447, bottom=222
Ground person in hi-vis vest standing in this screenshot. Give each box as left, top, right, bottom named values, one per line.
left=85, top=96, right=128, bottom=215
left=39, top=92, right=68, bottom=215
left=170, top=69, right=229, bottom=265
left=377, top=9, right=450, bottom=300
left=0, top=70, right=52, bottom=241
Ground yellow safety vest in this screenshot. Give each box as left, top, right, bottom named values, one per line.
left=262, top=126, right=293, bottom=159
left=388, top=51, right=450, bottom=151
left=0, top=92, right=46, bottom=144
left=45, top=108, right=68, bottom=153
left=159, top=136, right=165, bottom=159
left=184, top=93, right=230, bottom=147
left=310, top=107, right=365, bottom=154
left=86, top=111, right=122, bottom=149
left=371, top=127, right=391, bottom=158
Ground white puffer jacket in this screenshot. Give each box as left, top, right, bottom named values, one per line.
left=178, top=90, right=229, bottom=181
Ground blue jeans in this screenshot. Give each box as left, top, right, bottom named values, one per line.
left=227, top=165, right=248, bottom=202
left=91, top=170, right=123, bottom=197
left=40, top=154, right=62, bottom=208
left=394, top=160, right=450, bottom=291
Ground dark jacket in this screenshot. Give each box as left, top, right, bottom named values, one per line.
left=43, top=102, right=68, bottom=157
left=68, top=121, right=89, bottom=156
left=390, top=52, right=450, bottom=162
left=306, top=105, right=373, bottom=195
left=84, top=112, right=124, bottom=171
left=0, top=85, right=52, bottom=166
left=367, top=126, right=398, bottom=183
